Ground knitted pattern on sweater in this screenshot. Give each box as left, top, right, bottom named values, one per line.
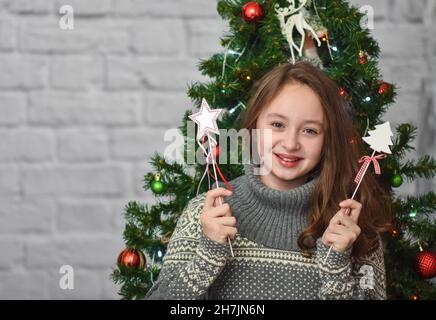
left=145, top=164, right=386, bottom=300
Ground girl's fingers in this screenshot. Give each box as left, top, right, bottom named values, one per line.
left=222, top=226, right=238, bottom=239
left=329, top=211, right=342, bottom=225
left=327, top=223, right=348, bottom=235
left=329, top=211, right=361, bottom=235
left=207, top=203, right=232, bottom=218
left=323, top=233, right=342, bottom=247
left=216, top=216, right=237, bottom=227
left=204, top=188, right=232, bottom=210
left=337, top=213, right=356, bottom=228
left=213, top=196, right=225, bottom=207
left=339, top=199, right=362, bottom=223
left=324, top=230, right=358, bottom=251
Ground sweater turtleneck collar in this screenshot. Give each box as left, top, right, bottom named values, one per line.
left=223, top=163, right=318, bottom=251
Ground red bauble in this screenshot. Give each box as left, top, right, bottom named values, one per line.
left=117, top=248, right=146, bottom=270
left=242, top=2, right=264, bottom=23
left=415, top=250, right=436, bottom=279
left=378, top=81, right=391, bottom=95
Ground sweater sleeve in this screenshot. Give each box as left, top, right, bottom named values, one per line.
left=144, top=193, right=231, bottom=300
left=315, top=237, right=387, bottom=300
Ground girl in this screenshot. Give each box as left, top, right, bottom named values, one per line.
left=145, top=61, right=392, bottom=300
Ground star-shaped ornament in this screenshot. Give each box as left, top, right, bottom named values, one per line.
left=188, top=98, right=223, bottom=139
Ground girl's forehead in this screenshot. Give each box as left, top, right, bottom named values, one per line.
left=261, top=86, right=325, bottom=122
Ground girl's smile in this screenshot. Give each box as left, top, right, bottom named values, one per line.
left=273, top=153, right=303, bottom=168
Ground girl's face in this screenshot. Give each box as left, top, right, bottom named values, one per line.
left=255, top=81, right=325, bottom=190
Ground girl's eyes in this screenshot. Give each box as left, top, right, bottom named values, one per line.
left=303, top=128, right=318, bottom=135
left=270, top=122, right=318, bottom=135
left=271, top=122, right=284, bottom=129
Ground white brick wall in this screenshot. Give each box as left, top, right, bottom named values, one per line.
left=0, top=0, right=434, bottom=299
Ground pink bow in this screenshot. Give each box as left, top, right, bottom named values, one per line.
left=354, top=154, right=387, bottom=184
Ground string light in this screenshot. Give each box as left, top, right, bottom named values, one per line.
left=229, top=102, right=246, bottom=115
left=409, top=208, right=418, bottom=218
left=227, top=49, right=240, bottom=55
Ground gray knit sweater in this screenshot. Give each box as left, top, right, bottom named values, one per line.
left=145, top=164, right=386, bottom=300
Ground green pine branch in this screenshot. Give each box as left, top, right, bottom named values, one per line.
left=401, top=155, right=436, bottom=181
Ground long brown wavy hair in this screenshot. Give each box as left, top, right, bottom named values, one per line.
left=240, top=61, right=393, bottom=258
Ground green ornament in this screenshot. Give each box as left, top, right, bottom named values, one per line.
left=151, top=173, right=165, bottom=194
left=391, top=173, right=403, bottom=188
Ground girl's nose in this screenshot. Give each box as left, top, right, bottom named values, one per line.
left=280, top=131, right=300, bottom=150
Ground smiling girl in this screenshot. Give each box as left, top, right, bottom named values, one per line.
left=145, top=61, right=392, bottom=300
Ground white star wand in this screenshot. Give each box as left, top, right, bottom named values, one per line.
left=323, top=122, right=393, bottom=263
left=189, top=98, right=235, bottom=257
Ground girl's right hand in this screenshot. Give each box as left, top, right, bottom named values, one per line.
left=199, top=188, right=237, bottom=245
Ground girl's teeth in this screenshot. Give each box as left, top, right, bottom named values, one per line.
left=279, top=156, right=299, bottom=162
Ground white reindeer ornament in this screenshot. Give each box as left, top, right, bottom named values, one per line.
left=275, top=0, right=321, bottom=64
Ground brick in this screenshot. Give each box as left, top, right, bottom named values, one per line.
left=57, top=200, right=112, bottom=232
left=432, top=31, right=436, bottom=58
left=57, top=128, right=109, bottom=161
left=387, top=60, right=427, bottom=93
left=371, top=23, right=425, bottom=58
left=416, top=80, right=436, bottom=174
left=0, top=198, right=54, bottom=234
left=143, top=92, right=190, bottom=126
left=105, top=56, right=141, bottom=89
left=20, top=22, right=130, bottom=54
left=0, top=93, right=26, bottom=125
left=187, top=19, right=227, bottom=57
left=132, top=19, right=185, bottom=55
left=0, top=239, right=23, bottom=269
left=54, top=0, right=111, bottom=16
left=137, top=57, right=206, bottom=90
left=0, top=129, right=55, bottom=162
left=5, top=0, right=52, bottom=14
left=108, top=57, right=208, bottom=91
left=0, top=17, right=16, bottom=49
left=390, top=0, right=426, bottom=22
left=22, top=165, right=127, bottom=196
left=28, top=92, right=141, bottom=126
left=113, top=0, right=217, bottom=17
left=0, top=166, right=20, bottom=194
left=0, top=271, right=49, bottom=299
left=26, top=236, right=124, bottom=269
left=111, top=128, right=168, bottom=161
left=51, top=55, right=103, bottom=90
left=0, top=54, right=47, bottom=89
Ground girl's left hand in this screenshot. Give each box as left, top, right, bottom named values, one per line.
left=321, top=199, right=362, bottom=252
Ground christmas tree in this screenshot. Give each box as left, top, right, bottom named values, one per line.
left=111, top=0, right=436, bottom=299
